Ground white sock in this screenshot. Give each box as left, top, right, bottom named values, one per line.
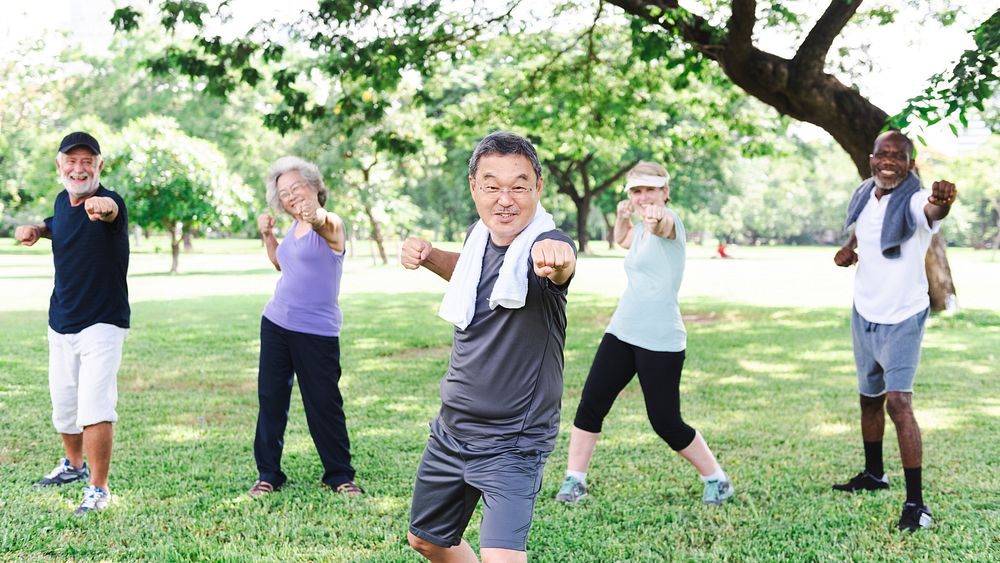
left=701, top=468, right=727, bottom=483
left=566, top=470, right=587, bottom=484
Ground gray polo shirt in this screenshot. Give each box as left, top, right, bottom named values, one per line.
left=437, top=229, right=576, bottom=453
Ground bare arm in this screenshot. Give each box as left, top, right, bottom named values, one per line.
left=257, top=214, right=281, bottom=271
left=644, top=206, right=676, bottom=240
left=614, top=200, right=635, bottom=249
left=924, top=180, right=956, bottom=225
left=298, top=201, right=345, bottom=253
left=400, top=237, right=460, bottom=281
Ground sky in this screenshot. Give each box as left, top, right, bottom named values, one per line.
left=3, top=0, right=993, bottom=154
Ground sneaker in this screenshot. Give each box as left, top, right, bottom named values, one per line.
left=897, top=502, right=933, bottom=532
left=702, top=479, right=734, bottom=506
left=74, top=485, right=110, bottom=516
left=554, top=475, right=588, bottom=503
left=248, top=480, right=276, bottom=498
left=832, top=471, right=889, bottom=492
left=334, top=481, right=365, bottom=496
left=33, top=458, right=90, bottom=487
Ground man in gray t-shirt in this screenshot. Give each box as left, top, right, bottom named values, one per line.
left=400, top=132, right=577, bottom=562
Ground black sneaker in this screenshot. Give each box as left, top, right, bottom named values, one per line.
left=897, top=502, right=932, bottom=532
left=33, top=458, right=90, bottom=487
left=832, top=470, right=889, bottom=492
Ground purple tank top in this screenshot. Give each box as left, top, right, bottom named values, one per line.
left=263, top=221, right=344, bottom=337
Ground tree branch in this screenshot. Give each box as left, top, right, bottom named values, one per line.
left=611, top=0, right=725, bottom=60
left=595, top=159, right=640, bottom=194
left=727, top=0, right=756, bottom=50
left=792, top=0, right=863, bottom=75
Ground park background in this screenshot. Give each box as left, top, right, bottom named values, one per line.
left=1, top=0, right=998, bottom=560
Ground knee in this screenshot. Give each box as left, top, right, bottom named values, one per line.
left=885, top=393, right=912, bottom=420
left=407, top=532, right=438, bottom=558
left=652, top=418, right=694, bottom=451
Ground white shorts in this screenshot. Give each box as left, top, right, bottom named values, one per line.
left=48, top=323, right=128, bottom=433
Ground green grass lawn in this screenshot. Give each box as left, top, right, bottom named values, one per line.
left=1, top=291, right=998, bottom=561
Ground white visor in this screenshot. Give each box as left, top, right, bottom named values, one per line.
left=625, top=174, right=668, bottom=190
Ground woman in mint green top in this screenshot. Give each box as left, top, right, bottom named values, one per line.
left=554, top=161, right=733, bottom=506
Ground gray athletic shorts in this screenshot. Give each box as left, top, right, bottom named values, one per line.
left=851, top=307, right=928, bottom=396
left=408, top=419, right=549, bottom=551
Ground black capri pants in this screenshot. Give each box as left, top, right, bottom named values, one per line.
left=573, top=332, right=696, bottom=451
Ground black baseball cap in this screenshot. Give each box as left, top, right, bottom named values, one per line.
left=58, top=131, right=101, bottom=155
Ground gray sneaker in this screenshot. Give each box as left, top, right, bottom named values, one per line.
left=74, top=485, right=111, bottom=516
left=554, top=475, right=588, bottom=503
left=702, top=478, right=734, bottom=506
left=33, top=458, right=90, bottom=487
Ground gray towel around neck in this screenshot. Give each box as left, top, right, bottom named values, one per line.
left=843, top=171, right=922, bottom=259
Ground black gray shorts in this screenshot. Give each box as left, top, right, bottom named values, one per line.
left=408, top=419, right=549, bottom=551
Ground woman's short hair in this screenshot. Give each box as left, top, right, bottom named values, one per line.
left=265, top=156, right=328, bottom=214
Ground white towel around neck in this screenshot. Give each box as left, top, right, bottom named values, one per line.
left=438, top=202, right=556, bottom=330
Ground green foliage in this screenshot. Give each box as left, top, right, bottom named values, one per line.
left=105, top=116, right=254, bottom=235
left=890, top=9, right=1000, bottom=132
left=922, top=137, right=1000, bottom=248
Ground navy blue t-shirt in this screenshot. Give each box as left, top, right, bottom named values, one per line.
left=43, top=185, right=130, bottom=333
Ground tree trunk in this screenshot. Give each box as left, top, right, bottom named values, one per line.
left=168, top=222, right=181, bottom=273
left=182, top=229, right=194, bottom=251
left=602, top=211, right=615, bottom=249
left=576, top=196, right=592, bottom=254
left=363, top=204, right=388, bottom=265
left=925, top=234, right=957, bottom=312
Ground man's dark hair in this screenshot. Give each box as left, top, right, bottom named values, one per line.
left=468, top=131, right=542, bottom=180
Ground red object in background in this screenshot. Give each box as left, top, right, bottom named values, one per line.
left=717, top=244, right=731, bottom=259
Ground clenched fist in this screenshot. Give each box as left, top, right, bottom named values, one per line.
left=616, top=200, right=634, bottom=221
left=641, top=204, right=667, bottom=233
left=401, top=237, right=433, bottom=270
left=84, top=196, right=118, bottom=222
left=257, top=214, right=275, bottom=237
left=15, top=225, right=42, bottom=246
left=531, top=238, right=576, bottom=283
left=929, top=180, right=957, bottom=206
left=834, top=245, right=858, bottom=267
left=297, top=199, right=327, bottom=228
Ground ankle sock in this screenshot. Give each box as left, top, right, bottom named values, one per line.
left=863, top=441, right=884, bottom=477
left=566, top=470, right=587, bottom=484
left=701, top=468, right=727, bottom=483
left=904, top=467, right=923, bottom=506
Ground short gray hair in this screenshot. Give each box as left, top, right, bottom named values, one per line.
left=265, top=156, right=328, bottom=214
left=468, top=131, right=542, bottom=181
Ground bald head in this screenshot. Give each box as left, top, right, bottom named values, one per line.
left=873, top=130, right=914, bottom=159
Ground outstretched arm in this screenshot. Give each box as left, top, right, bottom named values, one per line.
left=531, top=238, right=577, bottom=286
left=400, top=237, right=460, bottom=281
left=297, top=200, right=345, bottom=253
left=924, top=180, right=956, bottom=225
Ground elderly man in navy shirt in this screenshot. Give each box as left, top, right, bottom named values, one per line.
left=16, top=131, right=130, bottom=516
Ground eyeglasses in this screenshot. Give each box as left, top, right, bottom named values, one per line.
left=278, top=182, right=311, bottom=200
left=870, top=151, right=909, bottom=162
left=478, top=186, right=534, bottom=196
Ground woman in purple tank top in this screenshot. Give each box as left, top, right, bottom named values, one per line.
left=248, top=156, right=363, bottom=498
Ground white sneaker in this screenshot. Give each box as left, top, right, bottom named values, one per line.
left=74, top=485, right=111, bottom=516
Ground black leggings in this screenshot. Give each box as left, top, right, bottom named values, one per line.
left=573, top=333, right=696, bottom=451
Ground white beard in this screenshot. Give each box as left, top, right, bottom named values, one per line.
left=61, top=173, right=100, bottom=196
